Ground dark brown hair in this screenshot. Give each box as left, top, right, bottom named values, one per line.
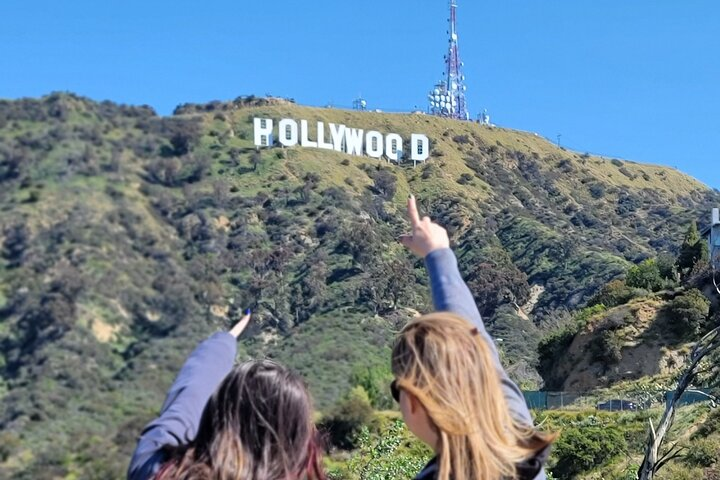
left=155, top=360, right=325, bottom=480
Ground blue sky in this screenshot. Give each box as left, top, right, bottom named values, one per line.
left=1, top=1, right=718, bottom=188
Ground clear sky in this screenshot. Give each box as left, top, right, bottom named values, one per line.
left=1, top=1, right=718, bottom=188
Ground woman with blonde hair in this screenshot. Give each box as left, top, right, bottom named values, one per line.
left=396, top=196, right=555, bottom=480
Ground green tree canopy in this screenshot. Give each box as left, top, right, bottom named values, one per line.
left=677, top=221, right=708, bottom=276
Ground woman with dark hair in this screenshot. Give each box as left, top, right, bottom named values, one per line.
left=394, top=196, right=555, bottom=480
left=127, top=312, right=324, bottom=480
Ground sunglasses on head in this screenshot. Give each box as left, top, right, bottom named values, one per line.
left=390, top=379, right=401, bottom=403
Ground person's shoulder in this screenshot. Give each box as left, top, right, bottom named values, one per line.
left=516, top=444, right=551, bottom=480
left=413, top=456, right=438, bottom=480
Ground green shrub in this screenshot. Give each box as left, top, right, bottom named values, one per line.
left=452, top=134, right=471, bottom=144
left=350, top=365, right=394, bottom=410
left=694, top=408, right=720, bottom=438
left=666, top=289, right=710, bottom=337
left=322, top=386, right=375, bottom=449
left=618, top=166, right=636, bottom=179
left=575, top=304, right=608, bottom=323
left=659, top=464, right=707, bottom=480
left=683, top=438, right=719, bottom=467
left=550, top=425, right=627, bottom=479
left=336, top=419, right=431, bottom=480
left=591, top=330, right=623, bottom=364
left=0, top=431, right=20, bottom=461
left=588, top=279, right=637, bottom=308
left=626, top=259, right=663, bottom=291
left=457, top=173, right=474, bottom=185
left=588, top=182, right=605, bottom=199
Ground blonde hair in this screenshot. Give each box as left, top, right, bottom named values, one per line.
left=391, top=312, right=555, bottom=480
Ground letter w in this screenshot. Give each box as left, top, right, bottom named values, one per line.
left=344, top=128, right=364, bottom=156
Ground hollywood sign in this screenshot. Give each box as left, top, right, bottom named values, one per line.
left=253, top=117, right=430, bottom=164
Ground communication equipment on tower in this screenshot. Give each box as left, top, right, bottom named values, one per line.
left=353, top=97, right=367, bottom=111
left=479, top=109, right=491, bottom=125
left=427, top=0, right=470, bottom=121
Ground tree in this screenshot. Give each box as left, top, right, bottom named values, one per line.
left=250, top=150, right=262, bottom=172
left=147, top=157, right=181, bottom=186
left=336, top=221, right=379, bottom=268
left=357, top=256, right=416, bottom=314
left=370, top=169, right=397, bottom=201
left=170, top=132, right=192, bottom=156
left=291, top=259, right=328, bottom=323
left=295, top=172, right=320, bottom=203
left=350, top=364, right=395, bottom=410
left=465, top=261, right=530, bottom=319
left=0, top=146, right=23, bottom=181
left=321, top=386, right=374, bottom=449
left=2, top=222, right=29, bottom=267
left=212, top=179, right=230, bottom=207
left=665, top=289, right=711, bottom=337
left=677, top=222, right=708, bottom=278
left=656, top=253, right=678, bottom=282
left=639, top=325, right=720, bottom=480
left=489, top=304, right=540, bottom=368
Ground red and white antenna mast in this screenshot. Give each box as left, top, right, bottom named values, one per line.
left=428, top=0, right=469, bottom=120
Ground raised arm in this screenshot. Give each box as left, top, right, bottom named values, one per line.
left=127, top=313, right=251, bottom=480
left=399, top=197, right=534, bottom=427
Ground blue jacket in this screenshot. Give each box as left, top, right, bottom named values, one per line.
left=127, top=332, right=237, bottom=480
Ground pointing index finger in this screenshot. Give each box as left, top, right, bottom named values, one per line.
left=230, top=310, right=252, bottom=338
left=407, top=195, right=421, bottom=227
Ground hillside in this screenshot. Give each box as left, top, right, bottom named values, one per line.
left=0, top=92, right=718, bottom=478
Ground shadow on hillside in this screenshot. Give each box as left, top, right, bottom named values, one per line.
left=327, top=267, right=362, bottom=284
left=236, top=166, right=257, bottom=175
left=638, top=314, right=681, bottom=347
left=622, top=302, right=686, bottom=379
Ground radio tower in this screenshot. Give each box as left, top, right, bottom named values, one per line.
left=428, top=0, right=469, bottom=121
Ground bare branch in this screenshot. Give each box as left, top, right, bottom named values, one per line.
left=638, top=323, right=720, bottom=480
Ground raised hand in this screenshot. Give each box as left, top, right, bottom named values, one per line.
left=399, top=195, right=450, bottom=258
left=229, top=310, right=252, bottom=339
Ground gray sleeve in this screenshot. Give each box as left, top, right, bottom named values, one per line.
left=127, top=332, right=237, bottom=480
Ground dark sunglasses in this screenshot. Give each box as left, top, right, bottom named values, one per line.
left=390, top=379, right=401, bottom=403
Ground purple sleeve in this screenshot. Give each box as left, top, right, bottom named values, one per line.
left=424, top=249, right=546, bottom=479
left=127, top=332, right=237, bottom=480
